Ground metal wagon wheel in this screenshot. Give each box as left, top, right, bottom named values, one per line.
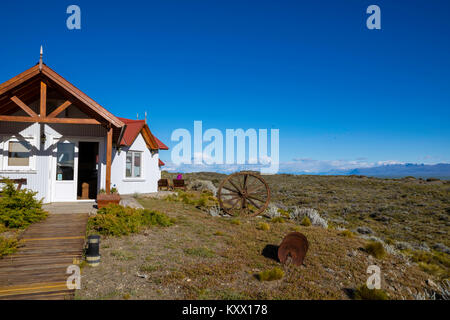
left=217, top=171, right=271, bottom=217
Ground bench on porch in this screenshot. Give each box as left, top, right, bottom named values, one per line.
left=172, top=179, right=186, bottom=191
left=0, top=178, right=27, bottom=196
left=158, top=179, right=171, bottom=191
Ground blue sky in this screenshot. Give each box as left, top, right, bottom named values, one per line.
left=1, top=0, right=449, bottom=172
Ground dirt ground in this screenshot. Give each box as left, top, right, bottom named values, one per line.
left=76, top=196, right=433, bottom=300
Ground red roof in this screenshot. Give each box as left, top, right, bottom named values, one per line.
left=118, top=118, right=145, bottom=146
left=118, top=117, right=168, bottom=150
left=154, top=136, right=169, bottom=150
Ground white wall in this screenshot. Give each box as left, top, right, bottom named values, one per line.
left=111, top=133, right=160, bottom=195
left=0, top=122, right=48, bottom=202
left=0, top=121, right=107, bottom=203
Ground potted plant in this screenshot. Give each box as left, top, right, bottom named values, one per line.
left=96, top=186, right=121, bottom=209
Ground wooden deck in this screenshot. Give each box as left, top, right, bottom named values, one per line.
left=0, top=213, right=88, bottom=300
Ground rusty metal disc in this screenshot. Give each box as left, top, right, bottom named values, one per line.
left=277, top=232, right=309, bottom=266
left=217, top=171, right=271, bottom=217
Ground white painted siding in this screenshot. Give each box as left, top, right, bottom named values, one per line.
left=111, top=133, right=160, bottom=195
left=0, top=122, right=107, bottom=203
left=0, top=122, right=161, bottom=201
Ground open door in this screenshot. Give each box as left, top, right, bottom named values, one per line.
left=77, top=142, right=99, bottom=199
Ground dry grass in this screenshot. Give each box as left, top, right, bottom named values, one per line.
left=77, top=194, right=432, bottom=300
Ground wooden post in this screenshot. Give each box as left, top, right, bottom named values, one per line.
left=40, top=82, right=47, bottom=117
left=105, top=125, right=113, bottom=194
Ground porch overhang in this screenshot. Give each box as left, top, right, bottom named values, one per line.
left=0, top=63, right=126, bottom=194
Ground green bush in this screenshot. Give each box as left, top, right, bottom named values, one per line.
left=230, top=218, right=241, bottom=225
left=354, top=284, right=389, bottom=300
left=257, top=222, right=270, bottom=231
left=184, top=247, right=215, bottom=258
left=0, top=236, right=19, bottom=258
left=0, top=179, right=47, bottom=229
left=256, top=267, right=284, bottom=281
left=339, top=230, right=354, bottom=238
left=365, top=241, right=386, bottom=259
left=88, top=204, right=174, bottom=236
left=271, top=217, right=284, bottom=223
left=410, top=250, right=450, bottom=279
left=300, top=216, right=311, bottom=226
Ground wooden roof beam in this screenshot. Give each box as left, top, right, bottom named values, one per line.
left=47, top=100, right=72, bottom=118
left=10, top=96, right=38, bottom=117
left=40, top=82, right=46, bottom=117
left=0, top=115, right=101, bottom=125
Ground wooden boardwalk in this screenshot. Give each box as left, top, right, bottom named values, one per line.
left=0, top=213, right=88, bottom=300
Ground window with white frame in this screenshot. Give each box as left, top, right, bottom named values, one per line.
left=125, top=151, right=142, bottom=178
left=2, top=137, right=36, bottom=171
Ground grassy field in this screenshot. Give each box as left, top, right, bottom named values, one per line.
left=76, top=173, right=449, bottom=300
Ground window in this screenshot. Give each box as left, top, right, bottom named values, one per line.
left=56, top=142, right=75, bottom=180
left=2, top=137, right=35, bottom=171
left=125, top=151, right=142, bottom=178
left=8, top=141, right=31, bottom=166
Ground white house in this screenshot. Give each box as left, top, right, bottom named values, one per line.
left=0, top=60, right=168, bottom=203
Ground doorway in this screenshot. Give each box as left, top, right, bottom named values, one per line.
left=77, top=142, right=99, bottom=199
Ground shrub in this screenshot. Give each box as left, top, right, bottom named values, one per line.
left=290, top=207, right=328, bottom=228
left=256, top=267, right=284, bottom=281
left=139, top=264, right=159, bottom=273
left=257, top=222, right=270, bottom=231
left=0, top=236, right=19, bottom=258
left=277, top=208, right=290, bottom=218
left=365, top=241, right=386, bottom=259
left=184, top=247, right=215, bottom=258
left=354, top=284, right=389, bottom=300
left=195, top=196, right=207, bottom=207
left=88, top=204, right=174, bottom=236
left=0, top=179, right=47, bottom=229
left=271, top=217, right=284, bottom=223
left=410, top=250, right=450, bottom=279
left=213, top=231, right=224, bottom=236
left=230, top=218, right=241, bottom=225
left=339, top=230, right=354, bottom=238
left=300, top=216, right=311, bottom=226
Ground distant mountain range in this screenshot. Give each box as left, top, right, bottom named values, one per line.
left=325, top=163, right=450, bottom=179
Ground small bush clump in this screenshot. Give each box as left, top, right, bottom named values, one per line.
left=410, top=250, right=450, bottom=279
left=0, top=236, right=19, bottom=258
left=257, top=222, right=270, bottom=231
left=184, top=247, right=215, bottom=258
left=0, top=179, right=48, bottom=229
left=256, top=267, right=284, bottom=281
left=365, top=241, right=386, bottom=259
left=271, top=217, right=284, bottom=223
left=290, top=207, right=328, bottom=228
left=339, top=230, right=354, bottom=238
left=354, top=284, right=389, bottom=300
left=230, top=218, right=241, bottom=225
left=88, top=204, right=174, bottom=236
left=300, top=216, right=311, bottom=226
